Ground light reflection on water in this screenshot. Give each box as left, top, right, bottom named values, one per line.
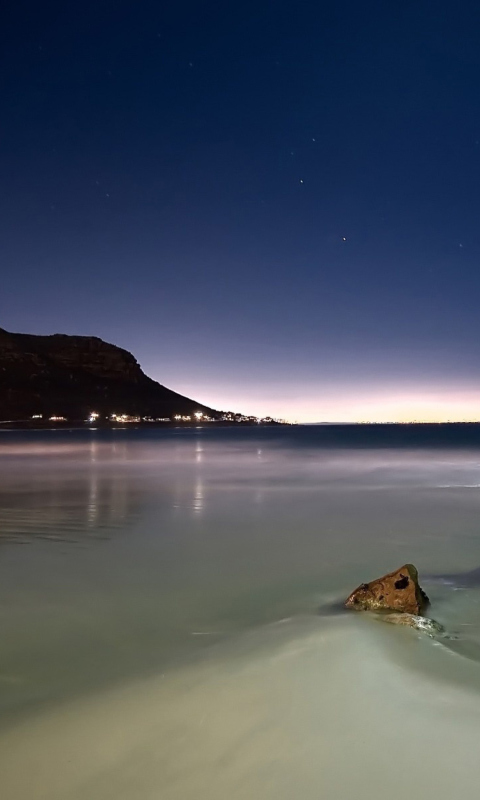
left=2, top=428, right=480, bottom=798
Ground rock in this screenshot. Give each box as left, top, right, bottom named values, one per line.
left=345, top=564, right=429, bottom=615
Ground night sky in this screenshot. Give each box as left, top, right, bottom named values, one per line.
left=2, top=1, right=480, bottom=422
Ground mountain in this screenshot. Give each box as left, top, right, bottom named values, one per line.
left=0, top=328, right=220, bottom=421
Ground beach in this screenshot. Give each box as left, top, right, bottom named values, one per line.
left=1, top=426, right=480, bottom=798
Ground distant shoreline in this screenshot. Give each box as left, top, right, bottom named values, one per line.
left=0, top=420, right=286, bottom=430
left=1, top=420, right=480, bottom=431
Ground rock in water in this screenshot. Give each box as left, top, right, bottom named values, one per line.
left=345, top=564, right=429, bottom=615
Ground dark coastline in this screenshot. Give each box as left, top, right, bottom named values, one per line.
left=0, top=420, right=284, bottom=430
left=2, top=421, right=480, bottom=449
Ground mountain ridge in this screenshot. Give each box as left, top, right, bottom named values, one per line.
left=0, top=328, right=220, bottom=421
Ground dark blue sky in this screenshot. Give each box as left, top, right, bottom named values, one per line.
left=2, top=1, right=480, bottom=420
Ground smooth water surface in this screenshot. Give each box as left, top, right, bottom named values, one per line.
left=2, top=426, right=480, bottom=799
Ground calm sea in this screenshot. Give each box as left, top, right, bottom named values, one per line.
left=2, top=425, right=480, bottom=799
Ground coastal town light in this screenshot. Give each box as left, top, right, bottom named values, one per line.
left=194, top=412, right=203, bottom=420
left=110, top=413, right=140, bottom=423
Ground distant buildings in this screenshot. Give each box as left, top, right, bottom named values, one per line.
left=219, top=413, right=285, bottom=424
left=110, top=413, right=141, bottom=423
left=27, top=410, right=286, bottom=425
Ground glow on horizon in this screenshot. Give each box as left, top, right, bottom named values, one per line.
left=173, top=384, right=480, bottom=424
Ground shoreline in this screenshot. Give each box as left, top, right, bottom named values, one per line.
left=0, top=420, right=287, bottom=431
left=1, top=420, right=480, bottom=431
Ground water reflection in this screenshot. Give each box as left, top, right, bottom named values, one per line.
left=194, top=477, right=204, bottom=513
left=195, top=441, right=204, bottom=464
left=0, top=442, right=142, bottom=542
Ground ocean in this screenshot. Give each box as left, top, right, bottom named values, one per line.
left=1, top=425, right=480, bottom=799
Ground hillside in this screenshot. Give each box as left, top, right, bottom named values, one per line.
left=0, top=328, right=220, bottom=421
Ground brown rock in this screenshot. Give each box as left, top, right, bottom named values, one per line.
left=345, top=564, right=429, bottom=615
